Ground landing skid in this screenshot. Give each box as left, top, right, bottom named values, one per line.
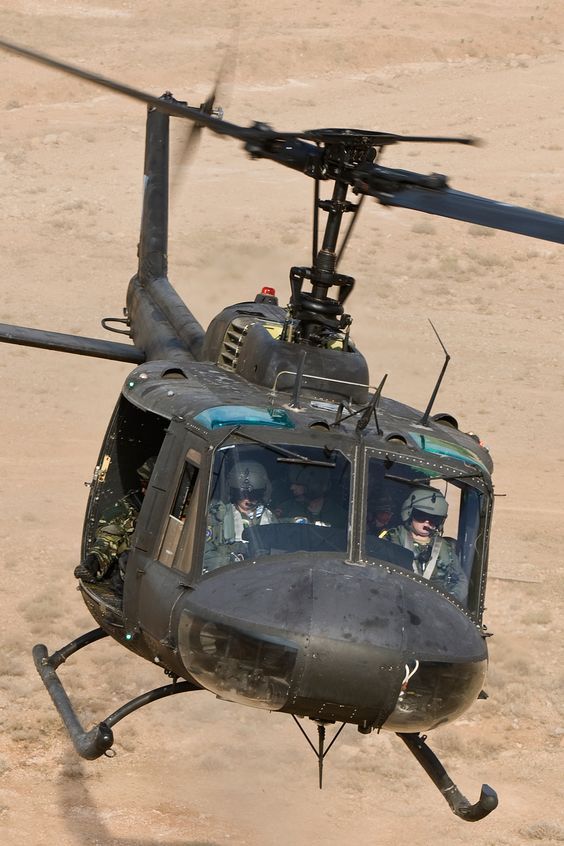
left=33, top=629, right=498, bottom=820
left=398, top=732, right=498, bottom=821
left=32, top=627, right=199, bottom=760
left=291, top=717, right=497, bottom=820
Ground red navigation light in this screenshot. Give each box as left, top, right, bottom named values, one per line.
left=261, top=286, right=276, bottom=296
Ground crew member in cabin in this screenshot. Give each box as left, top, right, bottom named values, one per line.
left=380, top=487, right=468, bottom=604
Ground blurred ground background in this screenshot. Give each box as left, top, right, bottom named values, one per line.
left=0, top=1, right=563, bottom=844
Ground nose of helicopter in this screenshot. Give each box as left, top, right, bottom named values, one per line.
left=176, top=557, right=487, bottom=730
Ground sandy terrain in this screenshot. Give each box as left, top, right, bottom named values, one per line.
left=1, top=1, right=563, bottom=844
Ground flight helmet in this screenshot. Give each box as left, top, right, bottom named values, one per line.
left=290, top=466, right=329, bottom=500
left=228, top=460, right=269, bottom=502
left=401, top=487, right=448, bottom=526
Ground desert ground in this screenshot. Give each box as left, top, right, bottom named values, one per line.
left=1, top=1, right=563, bottom=844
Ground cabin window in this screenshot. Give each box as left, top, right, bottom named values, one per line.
left=158, top=453, right=201, bottom=567
left=363, top=455, right=488, bottom=613
left=202, top=442, right=351, bottom=574
left=82, top=395, right=168, bottom=559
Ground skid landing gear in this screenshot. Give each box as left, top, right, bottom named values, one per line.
left=398, top=732, right=498, bottom=821
left=32, top=627, right=199, bottom=760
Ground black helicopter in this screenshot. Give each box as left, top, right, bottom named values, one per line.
left=2, top=38, right=563, bottom=824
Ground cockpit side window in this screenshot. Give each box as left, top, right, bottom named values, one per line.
left=364, top=455, right=488, bottom=613
left=202, top=442, right=351, bottom=574
left=158, top=450, right=201, bottom=568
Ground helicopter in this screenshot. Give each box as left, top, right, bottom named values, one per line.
left=1, top=38, right=563, bottom=825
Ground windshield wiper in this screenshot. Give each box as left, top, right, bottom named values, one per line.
left=277, top=456, right=336, bottom=468
left=384, top=470, right=482, bottom=486
left=234, top=430, right=336, bottom=468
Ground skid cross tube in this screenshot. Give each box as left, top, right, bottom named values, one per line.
left=398, top=732, right=498, bottom=821
left=33, top=628, right=199, bottom=760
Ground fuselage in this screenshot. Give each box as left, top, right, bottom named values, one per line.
left=81, top=348, right=493, bottom=733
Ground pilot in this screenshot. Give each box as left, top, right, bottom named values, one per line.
left=204, top=459, right=276, bottom=571
left=275, top=466, right=346, bottom=528
left=74, top=456, right=156, bottom=585
left=380, top=487, right=468, bottom=603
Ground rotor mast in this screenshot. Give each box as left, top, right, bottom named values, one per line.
left=289, top=137, right=377, bottom=344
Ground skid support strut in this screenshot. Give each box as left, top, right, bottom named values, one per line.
left=398, top=732, right=498, bottom=821
left=32, top=628, right=199, bottom=760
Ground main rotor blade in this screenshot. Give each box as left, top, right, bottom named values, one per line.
left=0, top=38, right=255, bottom=142
left=0, top=39, right=480, bottom=154
left=301, top=128, right=478, bottom=147
left=8, top=34, right=559, bottom=247
left=372, top=184, right=564, bottom=244
left=175, top=45, right=233, bottom=173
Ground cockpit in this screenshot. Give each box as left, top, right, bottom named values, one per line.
left=204, top=442, right=351, bottom=570
left=156, top=436, right=491, bottom=617
left=362, top=450, right=489, bottom=611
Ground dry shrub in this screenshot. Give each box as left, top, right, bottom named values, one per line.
left=433, top=726, right=503, bottom=761
left=17, top=588, right=63, bottom=627
left=9, top=716, right=55, bottom=747
left=474, top=251, right=504, bottom=268
left=468, top=224, right=495, bottom=237
left=114, top=729, right=138, bottom=754
left=411, top=221, right=436, bottom=235
left=187, top=746, right=237, bottom=773
left=470, top=295, right=494, bottom=314
left=427, top=281, right=453, bottom=297
left=500, top=681, right=536, bottom=718
left=521, top=608, right=552, bottom=626
left=519, top=821, right=564, bottom=841
left=59, top=758, right=100, bottom=781
left=335, top=733, right=413, bottom=784
left=0, top=675, right=32, bottom=699
left=0, top=639, right=27, bottom=677
left=438, top=254, right=460, bottom=272
left=433, top=727, right=475, bottom=760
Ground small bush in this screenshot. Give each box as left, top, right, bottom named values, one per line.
left=411, top=221, right=436, bottom=235
left=519, top=821, right=564, bottom=841
left=468, top=224, right=495, bottom=237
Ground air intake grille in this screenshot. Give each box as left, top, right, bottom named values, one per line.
left=218, top=317, right=253, bottom=370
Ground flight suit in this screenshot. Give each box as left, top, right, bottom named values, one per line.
left=381, top=525, right=468, bottom=604
left=88, top=490, right=143, bottom=579
left=204, top=501, right=276, bottom=572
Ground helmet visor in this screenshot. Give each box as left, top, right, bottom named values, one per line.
left=411, top=508, right=444, bottom=528
left=231, top=487, right=265, bottom=503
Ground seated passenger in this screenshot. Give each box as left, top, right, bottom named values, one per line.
left=275, top=466, right=346, bottom=528
left=366, top=493, right=395, bottom=534
left=74, top=456, right=156, bottom=585
left=380, top=487, right=468, bottom=604
left=204, top=460, right=276, bottom=571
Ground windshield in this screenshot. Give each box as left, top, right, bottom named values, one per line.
left=364, top=454, right=489, bottom=613
left=203, top=442, right=351, bottom=573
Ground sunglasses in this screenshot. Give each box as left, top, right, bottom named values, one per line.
left=412, top=509, right=443, bottom=527
left=232, top=488, right=265, bottom=501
